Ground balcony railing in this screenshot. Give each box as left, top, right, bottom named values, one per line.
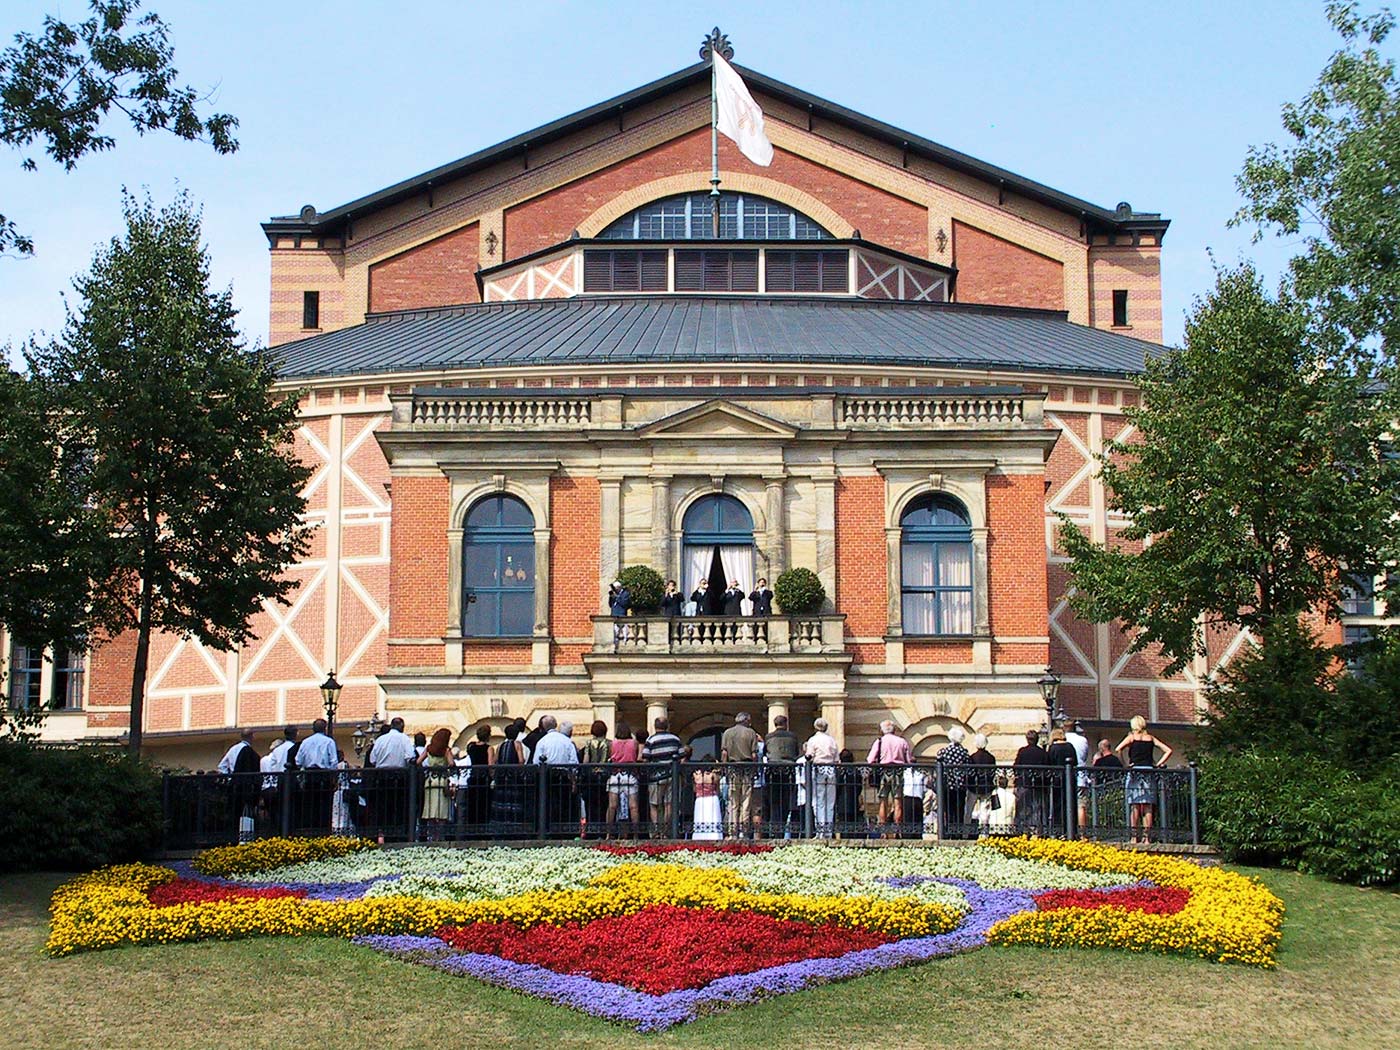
left=591, top=615, right=846, bottom=655
left=840, top=394, right=1024, bottom=428
left=411, top=395, right=591, bottom=428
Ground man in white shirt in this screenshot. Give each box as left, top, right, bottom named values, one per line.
left=531, top=715, right=578, bottom=837
left=1065, top=719, right=1093, bottom=832
left=260, top=727, right=297, bottom=830
left=368, top=717, right=416, bottom=768
left=804, top=718, right=840, bottom=839
left=217, top=729, right=260, bottom=841
left=217, top=729, right=257, bottom=774
left=294, top=719, right=339, bottom=832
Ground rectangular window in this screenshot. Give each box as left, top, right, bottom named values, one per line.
left=900, top=542, right=973, bottom=635
left=1341, top=572, right=1376, bottom=616
left=50, top=646, right=84, bottom=710
left=302, top=290, right=320, bottom=329
left=1112, top=289, right=1129, bottom=327
left=1344, top=625, right=1376, bottom=673
left=674, top=250, right=759, bottom=292
left=582, top=250, right=668, bottom=292
left=7, top=643, right=43, bottom=710
left=764, top=250, right=849, bottom=293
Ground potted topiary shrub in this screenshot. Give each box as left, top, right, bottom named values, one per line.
left=774, top=567, right=826, bottom=614
left=617, top=564, right=665, bottom=613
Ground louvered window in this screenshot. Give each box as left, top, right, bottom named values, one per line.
left=582, top=250, right=668, bottom=292
left=674, top=250, right=759, bottom=292
left=764, top=249, right=849, bottom=292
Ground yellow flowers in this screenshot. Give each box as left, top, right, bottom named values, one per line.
left=983, top=838, right=1284, bottom=968
left=192, top=836, right=375, bottom=877
left=46, top=848, right=957, bottom=957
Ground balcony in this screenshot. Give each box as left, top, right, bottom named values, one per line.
left=589, top=615, right=846, bottom=655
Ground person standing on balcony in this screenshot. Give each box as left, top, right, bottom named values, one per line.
left=689, top=578, right=710, bottom=615
left=608, top=580, right=631, bottom=643
left=722, top=580, right=745, bottom=616
left=660, top=580, right=684, bottom=618
left=749, top=578, right=774, bottom=616
left=867, top=720, right=913, bottom=839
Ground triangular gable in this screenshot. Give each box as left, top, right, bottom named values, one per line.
left=637, top=399, right=799, bottom=439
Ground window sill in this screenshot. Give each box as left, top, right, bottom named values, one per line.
left=455, top=636, right=536, bottom=645
left=1110, top=325, right=1134, bottom=332
left=895, top=635, right=978, bottom=642
left=300, top=327, right=323, bottom=334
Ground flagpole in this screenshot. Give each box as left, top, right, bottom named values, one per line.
left=702, top=28, right=730, bottom=238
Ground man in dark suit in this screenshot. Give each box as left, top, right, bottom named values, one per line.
left=690, top=579, right=710, bottom=614
left=749, top=578, right=774, bottom=616
left=722, top=580, right=745, bottom=615
left=1013, top=729, right=1051, bottom=833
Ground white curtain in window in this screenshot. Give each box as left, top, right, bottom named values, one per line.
left=685, top=545, right=715, bottom=599
left=901, top=544, right=935, bottom=634
left=938, top=543, right=973, bottom=634
left=718, top=544, right=755, bottom=614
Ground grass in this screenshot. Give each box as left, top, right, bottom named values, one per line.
left=1, top=866, right=1396, bottom=1049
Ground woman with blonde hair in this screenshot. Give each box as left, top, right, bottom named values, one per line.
left=417, top=728, right=455, bottom=841
left=1115, top=716, right=1173, bottom=844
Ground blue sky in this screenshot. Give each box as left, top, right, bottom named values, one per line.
left=0, top=0, right=1373, bottom=355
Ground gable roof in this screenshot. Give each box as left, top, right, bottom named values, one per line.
left=264, top=62, right=1167, bottom=244
left=270, top=294, right=1158, bottom=382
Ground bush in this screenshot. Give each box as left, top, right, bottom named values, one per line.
left=1199, top=749, right=1399, bottom=886
left=617, top=565, right=665, bottom=613
left=774, top=568, right=826, bottom=614
left=0, top=743, right=163, bottom=872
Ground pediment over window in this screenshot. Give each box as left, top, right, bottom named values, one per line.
left=636, top=400, right=799, bottom=439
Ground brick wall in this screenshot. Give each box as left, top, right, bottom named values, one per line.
left=505, top=128, right=928, bottom=259
left=387, top=475, right=449, bottom=667
left=550, top=474, right=600, bottom=666
left=86, top=629, right=136, bottom=726
left=268, top=244, right=346, bottom=347
left=953, top=220, right=1065, bottom=311
left=1089, top=245, right=1163, bottom=344
left=987, top=473, right=1048, bottom=650
left=836, top=476, right=886, bottom=665
left=369, top=222, right=480, bottom=313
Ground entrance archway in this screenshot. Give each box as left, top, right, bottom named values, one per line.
left=682, top=494, right=754, bottom=614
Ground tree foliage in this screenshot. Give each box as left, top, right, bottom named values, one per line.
left=1235, top=2, right=1400, bottom=373
left=618, top=565, right=665, bottom=613
left=1058, top=264, right=1399, bottom=672
left=0, top=1, right=238, bottom=254
left=25, top=192, right=310, bottom=751
left=775, top=568, right=826, bottom=614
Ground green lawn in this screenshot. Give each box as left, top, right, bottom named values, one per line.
left=2, top=866, right=1396, bottom=1049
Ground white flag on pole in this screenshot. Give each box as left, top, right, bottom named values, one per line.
left=713, top=53, right=773, bottom=167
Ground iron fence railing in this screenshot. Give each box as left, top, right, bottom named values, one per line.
left=160, top=758, right=1199, bottom=851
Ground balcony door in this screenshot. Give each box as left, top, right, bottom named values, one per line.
left=682, top=495, right=754, bottom=614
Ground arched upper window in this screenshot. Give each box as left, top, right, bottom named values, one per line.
left=900, top=494, right=973, bottom=636
left=682, top=494, right=754, bottom=542
left=600, top=193, right=833, bottom=241
left=462, top=494, right=535, bottom=637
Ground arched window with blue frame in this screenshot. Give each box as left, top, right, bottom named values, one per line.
left=682, top=494, right=755, bottom=614
left=462, top=494, right=535, bottom=637
left=900, top=494, right=974, bottom=636
left=600, top=193, right=833, bottom=240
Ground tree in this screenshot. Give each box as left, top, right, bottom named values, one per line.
left=25, top=192, right=310, bottom=752
left=1058, top=264, right=1399, bottom=672
left=1, top=1, right=237, bottom=254
left=1234, top=2, right=1400, bottom=371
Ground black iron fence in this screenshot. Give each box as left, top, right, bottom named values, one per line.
left=161, top=759, right=1199, bottom=851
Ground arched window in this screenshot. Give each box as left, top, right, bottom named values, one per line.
left=682, top=495, right=755, bottom=614
left=600, top=193, right=833, bottom=240
left=900, top=495, right=973, bottom=636
left=462, top=495, right=535, bottom=637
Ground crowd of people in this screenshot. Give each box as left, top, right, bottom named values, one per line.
left=205, top=713, right=1179, bottom=844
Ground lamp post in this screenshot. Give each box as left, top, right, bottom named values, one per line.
left=352, top=714, right=384, bottom=759
left=1037, top=665, right=1063, bottom=733
left=319, top=670, right=342, bottom=744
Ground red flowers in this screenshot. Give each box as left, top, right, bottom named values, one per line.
left=595, top=843, right=773, bottom=857
left=147, top=878, right=307, bottom=908
left=1033, top=886, right=1190, bottom=916
left=434, top=903, right=892, bottom=993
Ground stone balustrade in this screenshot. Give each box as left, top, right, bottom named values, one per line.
left=839, top=394, right=1024, bottom=428
left=590, top=615, right=846, bottom=655
left=411, top=395, right=591, bottom=428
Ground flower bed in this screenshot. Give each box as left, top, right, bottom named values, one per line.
left=47, top=837, right=1285, bottom=1026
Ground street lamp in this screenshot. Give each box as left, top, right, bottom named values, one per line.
left=319, top=670, right=342, bottom=742
left=1037, top=665, right=1063, bottom=731
left=352, top=714, right=384, bottom=759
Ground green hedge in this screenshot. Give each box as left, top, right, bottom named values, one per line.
left=1199, top=749, right=1399, bottom=887
left=0, top=743, right=162, bottom=872
left=775, top=568, right=826, bottom=614
left=617, top=565, right=665, bottom=613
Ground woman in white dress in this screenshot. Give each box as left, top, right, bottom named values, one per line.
left=692, top=765, right=722, bottom=840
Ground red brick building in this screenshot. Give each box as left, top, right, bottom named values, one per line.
left=9, top=51, right=1297, bottom=766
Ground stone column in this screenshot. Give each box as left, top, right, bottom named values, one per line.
left=599, top=476, right=622, bottom=610
left=818, top=693, right=846, bottom=750
left=650, top=475, right=672, bottom=576
left=644, top=695, right=670, bottom=734
left=765, top=694, right=792, bottom=731
left=591, top=694, right=619, bottom=735
left=764, top=475, right=787, bottom=579
left=813, top=472, right=837, bottom=611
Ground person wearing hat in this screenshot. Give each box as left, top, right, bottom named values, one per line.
left=1064, top=719, right=1092, bottom=833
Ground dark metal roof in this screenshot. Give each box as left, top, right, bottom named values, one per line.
left=272, top=296, right=1155, bottom=381
left=265, top=62, right=1167, bottom=242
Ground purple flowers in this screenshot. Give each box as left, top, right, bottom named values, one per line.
left=356, top=880, right=1039, bottom=1031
